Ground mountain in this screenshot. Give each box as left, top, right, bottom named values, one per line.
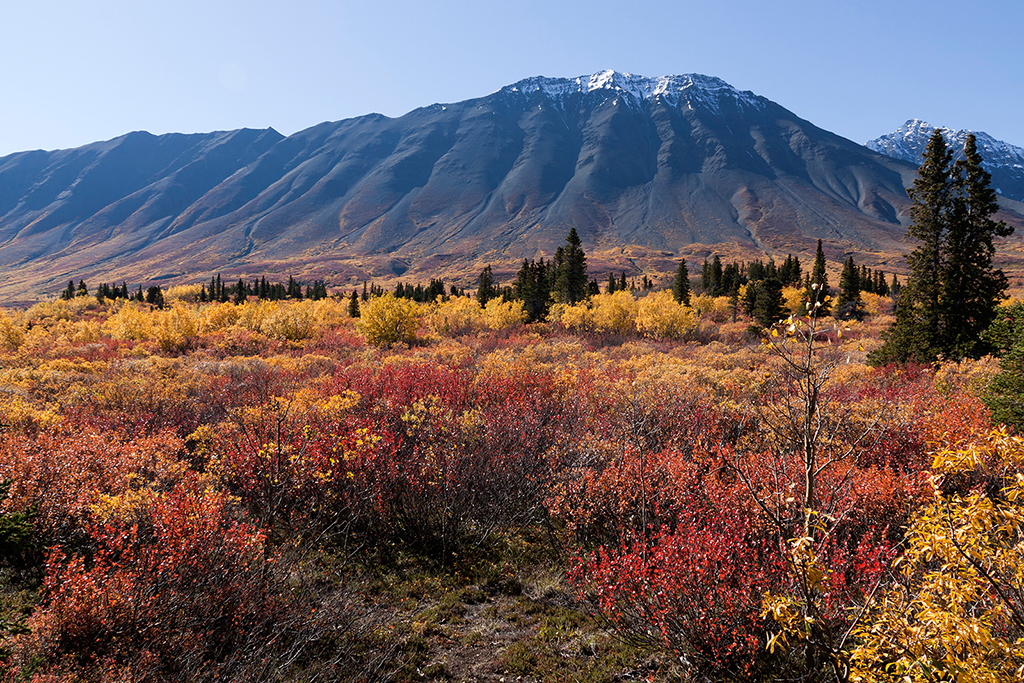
left=2, top=71, right=1023, bottom=302
left=867, top=119, right=1024, bottom=202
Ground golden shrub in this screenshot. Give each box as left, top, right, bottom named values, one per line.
left=635, top=290, right=697, bottom=339
left=549, top=301, right=591, bottom=333
left=310, top=298, right=348, bottom=329
left=153, top=305, right=199, bottom=351
left=260, top=301, right=315, bottom=341
left=356, top=293, right=420, bottom=347
left=782, top=286, right=805, bottom=314
left=428, top=296, right=484, bottom=336
left=0, top=310, right=25, bottom=350
left=164, top=284, right=204, bottom=304
left=860, top=292, right=892, bottom=316
left=589, top=291, right=639, bottom=335
left=484, top=298, right=527, bottom=330
left=103, top=304, right=154, bottom=341
left=198, top=301, right=241, bottom=332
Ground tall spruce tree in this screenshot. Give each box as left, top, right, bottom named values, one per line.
left=477, top=265, right=496, bottom=307
left=835, top=255, right=864, bottom=320
left=871, top=131, right=1012, bottom=364
left=941, top=134, right=1014, bottom=357
left=672, top=258, right=691, bottom=305
left=752, top=277, right=785, bottom=328
left=710, top=255, right=724, bottom=295
left=805, top=240, right=832, bottom=316
left=553, top=228, right=587, bottom=304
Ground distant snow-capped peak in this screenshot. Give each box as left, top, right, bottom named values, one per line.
left=867, top=119, right=1024, bottom=171
left=499, top=69, right=768, bottom=114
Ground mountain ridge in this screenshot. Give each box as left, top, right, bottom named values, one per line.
left=2, top=71, right=1023, bottom=302
left=867, top=119, right=1024, bottom=202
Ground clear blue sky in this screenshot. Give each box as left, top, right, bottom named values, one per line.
left=2, top=0, right=1021, bottom=156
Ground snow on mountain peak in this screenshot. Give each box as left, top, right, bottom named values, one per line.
left=499, top=70, right=768, bottom=114
left=868, top=120, right=1024, bottom=170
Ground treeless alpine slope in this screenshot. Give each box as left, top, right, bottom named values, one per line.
left=2, top=70, right=1024, bottom=301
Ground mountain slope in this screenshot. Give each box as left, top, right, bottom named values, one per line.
left=2, top=72, right=1023, bottom=301
left=867, top=119, right=1024, bottom=202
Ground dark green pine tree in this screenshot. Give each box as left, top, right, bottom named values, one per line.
left=871, top=131, right=1011, bottom=364
left=672, top=258, right=691, bottom=305
left=477, top=265, right=496, bottom=307
left=752, top=278, right=785, bottom=328
left=607, top=272, right=617, bottom=294
left=61, top=280, right=76, bottom=300
left=514, top=258, right=552, bottom=322
left=940, top=133, right=1014, bottom=358
left=348, top=290, right=361, bottom=318
left=835, top=255, right=864, bottom=320
left=805, top=239, right=831, bottom=317
left=554, top=227, right=588, bottom=304
left=76, top=280, right=89, bottom=298
left=872, top=130, right=952, bottom=364
left=709, top=255, right=723, bottom=295
left=234, top=278, right=247, bottom=304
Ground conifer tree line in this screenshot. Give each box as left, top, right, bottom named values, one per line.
left=476, top=227, right=669, bottom=323
left=871, top=131, right=1013, bottom=364
left=691, top=245, right=893, bottom=326
left=198, top=274, right=330, bottom=303
left=392, top=279, right=465, bottom=302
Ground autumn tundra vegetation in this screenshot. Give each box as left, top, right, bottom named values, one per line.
left=1, top=133, right=1024, bottom=681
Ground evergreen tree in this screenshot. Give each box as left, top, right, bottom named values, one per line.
left=779, top=254, right=802, bottom=286
left=871, top=132, right=1012, bottom=364
left=804, top=239, right=832, bottom=316
left=710, top=255, right=723, bottom=295
left=875, top=271, right=889, bottom=297
left=722, top=262, right=743, bottom=295
left=234, top=278, right=247, bottom=305
left=742, top=280, right=760, bottom=317
left=752, top=278, right=785, bottom=327
left=607, top=272, right=617, bottom=294
left=553, top=227, right=587, bottom=304
left=145, top=286, right=164, bottom=308
left=477, top=265, right=496, bottom=307
left=940, top=134, right=1014, bottom=357
left=835, top=255, right=864, bottom=320
left=514, top=258, right=552, bottom=322
left=348, top=290, right=361, bottom=318
left=61, top=280, right=75, bottom=300
left=672, top=258, right=691, bottom=305
left=76, top=280, right=88, bottom=298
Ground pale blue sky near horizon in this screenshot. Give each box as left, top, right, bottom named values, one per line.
left=1, top=0, right=1021, bottom=157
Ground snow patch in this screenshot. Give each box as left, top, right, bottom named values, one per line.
left=867, top=119, right=1024, bottom=171
left=497, top=69, right=768, bottom=114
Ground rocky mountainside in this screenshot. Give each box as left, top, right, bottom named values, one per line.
left=2, top=71, right=1023, bottom=301
left=867, top=119, right=1024, bottom=202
